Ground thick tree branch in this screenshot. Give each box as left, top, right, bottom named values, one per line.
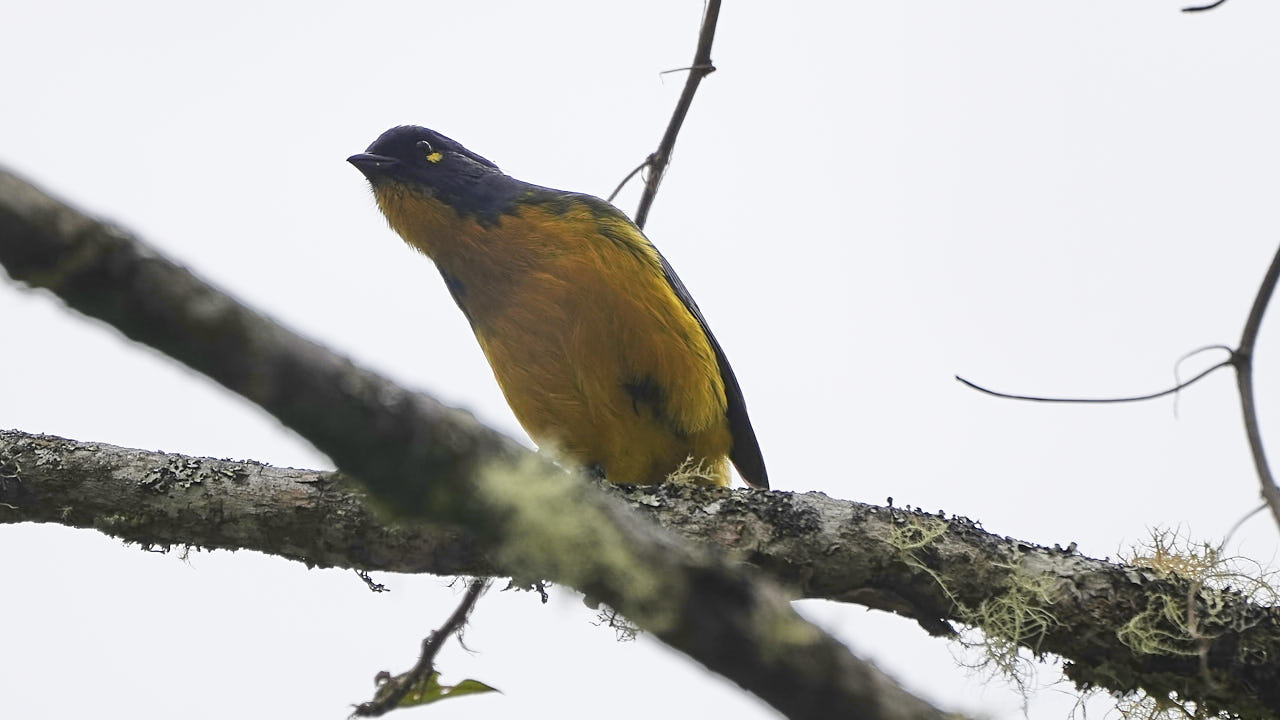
left=0, top=169, right=949, bottom=720
left=3, top=428, right=1278, bottom=720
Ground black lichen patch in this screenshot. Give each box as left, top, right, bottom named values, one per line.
left=748, top=490, right=820, bottom=538
left=0, top=445, right=28, bottom=507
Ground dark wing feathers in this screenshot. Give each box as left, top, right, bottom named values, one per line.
left=560, top=193, right=769, bottom=488
left=656, top=252, right=769, bottom=489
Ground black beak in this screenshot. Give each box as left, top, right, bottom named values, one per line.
left=347, top=153, right=399, bottom=178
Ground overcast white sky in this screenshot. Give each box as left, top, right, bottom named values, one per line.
left=4, top=2, right=1280, bottom=718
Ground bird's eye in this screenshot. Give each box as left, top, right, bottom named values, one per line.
left=416, top=139, right=444, bottom=164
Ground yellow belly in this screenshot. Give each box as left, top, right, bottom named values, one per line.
left=473, top=253, right=733, bottom=486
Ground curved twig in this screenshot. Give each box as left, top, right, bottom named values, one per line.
left=959, top=240, right=1280, bottom=531
left=1175, top=344, right=1235, bottom=377
left=1173, top=345, right=1235, bottom=417
left=606, top=156, right=651, bottom=203
left=631, top=0, right=721, bottom=230
left=954, top=360, right=1232, bottom=404
left=1182, top=0, right=1229, bottom=12
left=1232, top=243, right=1280, bottom=527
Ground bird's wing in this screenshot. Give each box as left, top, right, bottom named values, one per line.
left=655, top=251, right=769, bottom=489
left=554, top=191, right=770, bottom=489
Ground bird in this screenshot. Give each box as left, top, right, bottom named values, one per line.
left=349, top=125, right=767, bottom=489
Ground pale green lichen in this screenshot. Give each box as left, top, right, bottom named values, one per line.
left=1105, top=527, right=1279, bottom=720
left=887, top=516, right=1057, bottom=696
left=665, top=456, right=719, bottom=486
left=953, top=558, right=1060, bottom=693
left=886, top=516, right=961, bottom=613
left=1123, top=528, right=1280, bottom=606
left=887, top=516, right=956, bottom=602
left=1117, top=528, right=1278, bottom=662
left=1116, top=592, right=1201, bottom=658
left=475, top=457, right=678, bottom=632
left=889, top=515, right=950, bottom=553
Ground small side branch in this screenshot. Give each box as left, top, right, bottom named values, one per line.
left=958, top=241, right=1280, bottom=531
left=607, top=157, right=651, bottom=204
left=1182, top=0, right=1229, bottom=12
left=955, top=358, right=1231, bottom=404
left=353, top=579, right=490, bottom=717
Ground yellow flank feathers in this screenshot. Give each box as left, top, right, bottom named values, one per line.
left=349, top=125, right=768, bottom=488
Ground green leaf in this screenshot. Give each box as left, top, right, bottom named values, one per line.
left=397, top=672, right=500, bottom=708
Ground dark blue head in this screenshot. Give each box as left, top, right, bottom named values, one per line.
left=350, top=125, right=497, bottom=175
left=349, top=126, right=524, bottom=224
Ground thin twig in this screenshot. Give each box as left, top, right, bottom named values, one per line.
left=1232, top=242, right=1280, bottom=527
left=607, top=156, right=651, bottom=203
left=356, top=569, right=389, bottom=593
left=352, top=578, right=490, bottom=717
left=660, top=63, right=715, bottom=77
left=959, top=241, right=1280, bottom=530
left=1173, top=344, right=1234, bottom=417
left=954, top=360, right=1232, bottom=404
left=1219, top=502, right=1267, bottom=554
left=1174, top=344, right=1235, bottom=378
left=630, top=0, right=722, bottom=230
left=1182, top=0, right=1229, bottom=12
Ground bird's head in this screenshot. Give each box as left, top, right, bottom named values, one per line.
left=348, top=125, right=499, bottom=187
left=349, top=125, right=519, bottom=231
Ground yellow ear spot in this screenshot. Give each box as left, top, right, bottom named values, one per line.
left=426, top=152, right=444, bottom=164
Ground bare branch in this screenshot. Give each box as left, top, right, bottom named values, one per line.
left=1233, top=243, right=1280, bottom=528
left=629, top=0, right=721, bottom=229
left=607, top=156, right=651, bottom=203
left=1182, top=0, right=1230, bottom=12
left=958, top=236, right=1280, bottom=531
left=954, top=358, right=1232, bottom=404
